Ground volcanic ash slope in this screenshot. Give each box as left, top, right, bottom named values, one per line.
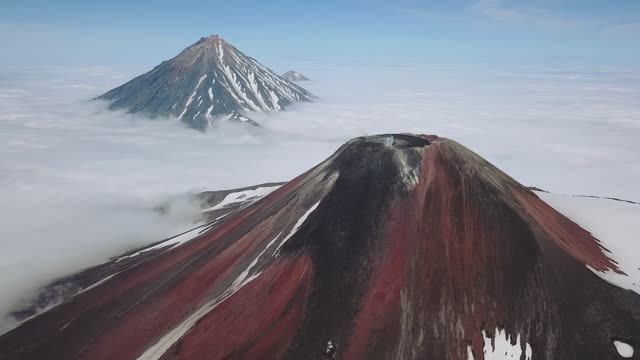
left=1, top=134, right=639, bottom=360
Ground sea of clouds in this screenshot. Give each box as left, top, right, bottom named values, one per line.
left=0, top=62, right=639, bottom=332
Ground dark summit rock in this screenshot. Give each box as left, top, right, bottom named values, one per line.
left=96, top=35, right=316, bottom=129
left=281, top=70, right=310, bottom=81
left=1, top=134, right=638, bottom=360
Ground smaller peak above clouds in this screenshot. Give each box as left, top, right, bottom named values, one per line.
left=281, top=70, right=310, bottom=82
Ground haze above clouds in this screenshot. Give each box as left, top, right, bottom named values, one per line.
left=1, top=62, right=639, bottom=332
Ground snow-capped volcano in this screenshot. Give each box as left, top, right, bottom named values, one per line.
left=2, top=134, right=639, bottom=360
left=96, top=35, right=316, bottom=129
left=281, top=70, right=310, bottom=81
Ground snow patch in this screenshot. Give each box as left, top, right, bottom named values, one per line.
left=537, top=192, right=640, bottom=295
left=275, top=200, right=321, bottom=254
left=178, top=74, right=207, bottom=120
left=466, top=345, right=474, bottom=360
left=218, top=77, right=246, bottom=110
left=247, top=71, right=269, bottom=110
left=202, top=185, right=280, bottom=212
left=115, top=225, right=205, bottom=262
left=229, top=230, right=283, bottom=291
left=217, top=43, right=224, bottom=62
left=137, top=229, right=284, bottom=360
left=80, top=274, right=116, bottom=294
left=221, top=64, right=261, bottom=112
left=269, top=90, right=281, bottom=111
left=614, top=340, right=634, bottom=358
left=466, top=328, right=532, bottom=360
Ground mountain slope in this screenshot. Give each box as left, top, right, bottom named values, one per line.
left=96, top=35, right=316, bottom=129
left=1, top=134, right=638, bottom=360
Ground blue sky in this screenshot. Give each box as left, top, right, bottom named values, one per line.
left=1, top=0, right=639, bottom=66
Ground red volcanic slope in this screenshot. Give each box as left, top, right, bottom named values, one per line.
left=1, top=134, right=639, bottom=360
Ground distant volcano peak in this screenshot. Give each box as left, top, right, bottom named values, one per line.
left=96, top=34, right=316, bottom=130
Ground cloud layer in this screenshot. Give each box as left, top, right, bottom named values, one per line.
left=0, top=62, right=639, bottom=332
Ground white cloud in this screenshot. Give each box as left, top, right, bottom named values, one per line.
left=0, top=62, right=639, bottom=331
